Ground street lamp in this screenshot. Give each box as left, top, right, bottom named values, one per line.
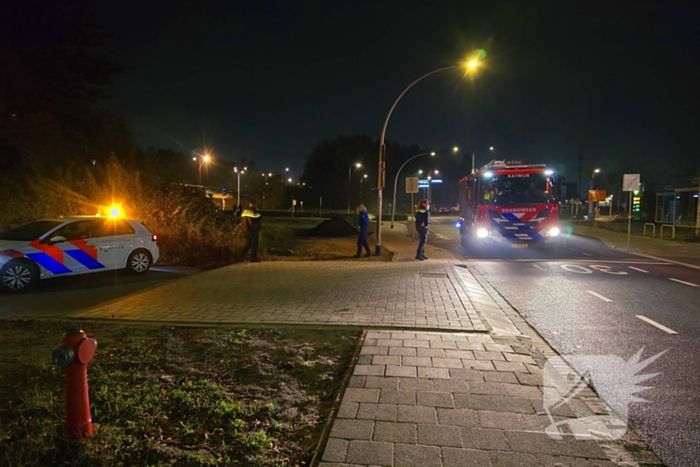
left=194, top=153, right=210, bottom=186
left=234, top=166, right=247, bottom=207
left=589, top=168, right=601, bottom=221
left=374, top=51, right=485, bottom=255
left=360, top=174, right=368, bottom=203
left=348, top=162, right=362, bottom=213
left=391, top=152, right=435, bottom=228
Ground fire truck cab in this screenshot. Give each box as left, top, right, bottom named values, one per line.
left=458, top=160, right=561, bottom=249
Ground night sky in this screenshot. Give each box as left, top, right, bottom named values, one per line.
left=93, top=0, right=700, bottom=180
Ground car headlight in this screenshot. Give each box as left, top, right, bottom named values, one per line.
left=549, top=227, right=560, bottom=237
left=477, top=228, right=489, bottom=238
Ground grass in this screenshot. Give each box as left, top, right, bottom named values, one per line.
left=0, top=319, right=361, bottom=466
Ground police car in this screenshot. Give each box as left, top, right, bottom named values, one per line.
left=0, top=215, right=159, bottom=292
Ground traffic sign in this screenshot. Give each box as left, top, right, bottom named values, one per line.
left=623, top=174, right=640, bottom=192
left=406, top=177, right=419, bottom=194
left=222, top=186, right=227, bottom=196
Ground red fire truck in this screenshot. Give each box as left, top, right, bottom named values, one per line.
left=458, top=160, right=561, bottom=249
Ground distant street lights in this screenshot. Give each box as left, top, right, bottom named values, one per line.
left=590, top=168, right=601, bottom=221
left=374, top=50, right=486, bottom=255
left=360, top=174, right=368, bottom=203
left=234, top=166, right=247, bottom=206
left=391, top=152, right=435, bottom=228
left=348, top=162, right=362, bottom=213
left=192, top=152, right=211, bottom=186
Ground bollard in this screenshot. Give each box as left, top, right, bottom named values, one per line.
left=52, top=325, right=97, bottom=438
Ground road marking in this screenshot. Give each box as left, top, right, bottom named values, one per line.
left=562, top=264, right=593, bottom=274
left=587, top=291, right=613, bottom=302
left=636, top=315, right=678, bottom=335
left=512, top=259, right=671, bottom=265
left=589, top=265, right=628, bottom=275
left=628, top=266, right=649, bottom=273
left=567, top=247, right=577, bottom=252
left=581, top=252, right=592, bottom=257
left=669, top=278, right=699, bottom=287
left=533, top=264, right=547, bottom=271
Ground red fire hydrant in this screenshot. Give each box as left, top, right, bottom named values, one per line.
left=52, top=325, right=97, bottom=438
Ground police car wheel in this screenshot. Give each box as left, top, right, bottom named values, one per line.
left=1, top=260, right=38, bottom=293
left=127, top=250, right=152, bottom=275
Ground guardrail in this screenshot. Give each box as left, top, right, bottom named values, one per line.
left=660, top=224, right=675, bottom=240
left=643, top=223, right=656, bottom=238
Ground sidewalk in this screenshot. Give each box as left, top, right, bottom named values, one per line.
left=572, top=224, right=700, bottom=268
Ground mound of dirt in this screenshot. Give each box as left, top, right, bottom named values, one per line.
left=307, top=218, right=359, bottom=237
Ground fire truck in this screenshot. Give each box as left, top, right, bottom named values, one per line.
left=458, top=160, right=561, bottom=249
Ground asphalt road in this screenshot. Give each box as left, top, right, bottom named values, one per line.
left=0, top=266, right=195, bottom=318
left=430, top=216, right=700, bottom=467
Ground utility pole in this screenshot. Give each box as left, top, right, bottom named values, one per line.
left=696, top=166, right=700, bottom=237
left=578, top=153, right=583, bottom=200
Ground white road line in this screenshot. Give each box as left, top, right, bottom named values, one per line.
left=533, top=264, right=547, bottom=271
left=567, top=247, right=577, bottom=252
left=636, top=315, right=679, bottom=335
left=628, top=266, right=649, bottom=273
left=581, top=252, right=592, bottom=257
left=587, top=291, right=613, bottom=302
left=512, top=259, right=672, bottom=265
left=669, top=278, right=699, bottom=287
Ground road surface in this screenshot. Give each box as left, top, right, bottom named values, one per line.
left=430, top=216, right=700, bottom=467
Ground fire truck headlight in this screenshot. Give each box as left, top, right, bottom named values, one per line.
left=549, top=227, right=560, bottom=237
left=477, top=228, right=489, bottom=238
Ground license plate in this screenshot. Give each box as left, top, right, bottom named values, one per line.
left=511, top=243, right=528, bottom=249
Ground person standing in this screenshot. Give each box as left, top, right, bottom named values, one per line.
left=354, top=204, right=372, bottom=258
left=415, top=199, right=430, bottom=260
left=241, top=200, right=262, bottom=262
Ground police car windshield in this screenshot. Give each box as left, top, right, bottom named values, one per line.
left=0, top=220, right=64, bottom=241
left=480, top=172, right=553, bottom=205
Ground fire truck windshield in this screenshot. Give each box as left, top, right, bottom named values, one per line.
left=480, top=171, right=553, bottom=205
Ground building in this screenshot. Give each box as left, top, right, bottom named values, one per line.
left=654, top=175, right=699, bottom=226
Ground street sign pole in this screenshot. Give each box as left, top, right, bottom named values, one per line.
left=622, top=174, right=641, bottom=249
left=411, top=193, right=415, bottom=241
left=628, top=191, right=632, bottom=248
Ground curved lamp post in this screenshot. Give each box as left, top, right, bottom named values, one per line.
left=374, top=54, right=484, bottom=255
left=391, top=152, right=435, bottom=228
left=347, top=162, right=362, bottom=214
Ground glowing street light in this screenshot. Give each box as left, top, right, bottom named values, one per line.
left=391, top=152, right=435, bottom=228
left=193, top=152, right=211, bottom=185
left=374, top=49, right=486, bottom=255
left=348, top=162, right=362, bottom=213
left=453, top=147, right=459, bottom=153
left=234, top=166, right=247, bottom=206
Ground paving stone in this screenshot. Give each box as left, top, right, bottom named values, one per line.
left=536, top=455, right=579, bottom=466
left=474, top=351, right=506, bottom=361
left=376, top=338, right=404, bottom=347
left=502, top=384, right=542, bottom=398
left=485, top=343, right=514, bottom=353
left=482, top=371, right=519, bottom=384
left=343, top=388, right=380, bottom=403
left=353, top=365, right=385, bottom=376
left=322, top=438, right=349, bottom=462
left=357, top=403, right=398, bottom=421
left=457, top=341, right=486, bottom=351
left=444, top=349, right=475, bottom=359
left=373, top=355, right=401, bottom=366
left=417, top=348, right=446, bottom=357
left=356, top=355, right=373, bottom=365
left=449, top=368, right=484, bottom=381
left=364, top=376, right=399, bottom=390
left=469, top=381, right=506, bottom=395
left=431, top=379, right=470, bottom=393
left=348, top=375, right=366, bottom=388
left=385, top=365, right=418, bottom=378
left=337, top=402, right=359, bottom=419
left=394, top=443, right=443, bottom=467
left=455, top=394, right=535, bottom=414
left=417, top=391, right=455, bottom=408
left=505, top=431, right=560, bottom=455
left=431, top=358, right=464, bottom=369
left=430, top=340, right=458, bottom=349
left=437, top=408, right=479, bottom=427
left=525, top=363, right=543, bottom=375
left=489, top=451, right=541, bottom=467
left=391, top=332, right=417, bottom=340
left=318, top=462, right=365, bottom=467
left=345, top=440, right=393, bottom=466
left=404, top=339, right=431, bottom=348
left=360, top=346, right=389, bottom=355
left=570, top=459, right=617, bottom=466
left=463, top=360, right=496, bottom=371
left=373, top=421, right=417, bottom=443
left=493, top=361, right=529, bottom=373
left=396, top=405, right=438, bottom=424
left=403, top=356, right=433, bottom=367
left=379, top=389, right=416, bottom=405
left=530, top=398, right=575, bottom=417
left=477, top=410, right=522, bottom=430
left=520, top=414, right=556, bottom=432
left=461, top=427, right=511, bottom=451
left=554, top=436, right=609, bottom=459
left=390, top=346, right=417, bottom=356
left=330, top=419, right=375, bottom=440
left=418, top=423, right=463, bottom=447
left=442, top=447, right=492, bottom=467
left=417, top=367, right=451, bottom=379
left=504, top=353, right=537, bottom=365
left=516, top=372, right=543, bottom=386
left=399, top=378, right=434, bottom=391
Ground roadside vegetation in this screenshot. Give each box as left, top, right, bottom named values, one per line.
left=0, top=319, right=361, bottom=466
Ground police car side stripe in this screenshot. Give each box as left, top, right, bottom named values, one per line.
left=66, top=249, right=105, bottom=270
left=25, top=252, right=72, bottom=274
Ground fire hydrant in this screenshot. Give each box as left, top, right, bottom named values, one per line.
left=52, top=325, right=97, bottom=438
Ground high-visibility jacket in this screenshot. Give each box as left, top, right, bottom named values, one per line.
left=241, top=209, right=262, bottom=234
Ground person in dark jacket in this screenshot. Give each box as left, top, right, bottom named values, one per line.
left=240, top=200, right=262, bottom=262
left=354, top=204, right=372, bottom=258
left=415, top=199, right=430, bottom=260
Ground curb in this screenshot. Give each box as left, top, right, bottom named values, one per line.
left=628, top=252, right=700, bottom=271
